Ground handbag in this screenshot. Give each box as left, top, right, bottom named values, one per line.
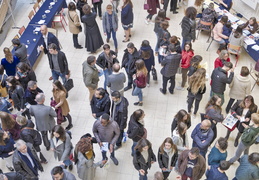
left=68, top=12, right=82, bottom=32
left=151, top=68, right=157, bottom=81
left=64, top=79, right=74, bottom=92
left=144, top=0, right=149, bottom=10
left=0, top=75, right=7, bottom=97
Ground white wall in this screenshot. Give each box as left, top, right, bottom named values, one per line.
left=232, top=0, right=259, bottom=19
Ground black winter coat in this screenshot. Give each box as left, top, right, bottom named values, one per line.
left=47, top=51, right=69, bottom=75
left=133, top=148, right=156, bottom=172
left=17, top=70, right=37, bottom=90
left=157, top=148, right=178, bottom=169
left=90, top=93, right=111, bottom=118
left=9, top=85, right=25, bottom=110
left=181, top=16, right=196, bottom=41
left=127, top=115, right=145, bottom=142
left=96, top=51, right=119, bottom=70
left=111, top=97, right=129, bottom=130
left=121, top=48, right=140, bottom=76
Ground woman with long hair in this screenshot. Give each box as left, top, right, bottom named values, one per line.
left=172, top=122, right=189, bottom=155
left=145, top=0, right=160, bottom=24
left=176, top=42, right=194, bottom=90
left=133, top=138, right=156, bottom=180
left=74, top=138, right=106, bottom=180
left=169, top=35, right=181, bottom=54
left=50, top=125, right=73, bottom=170
left=171, top=109, right=191, bottom=134
left=6, top=76, right=25, bottom=111
left=52, top=80, right=73, bottom=130
left=127, top=109, right=147, bottom=156
left=121, top=0, right=134, bottom=42
left=0, top=111, right=20, bottom=140
left=205, top=95, right=224, bottom=144
left=154, top=9, right=166, bottom=55
left=229, top=25, right=244, bottom=52
left=0, top=130, right=15, bottom=171
left=225, top=96, right=258, bottom=146
left=157, top=137, right=178, bottom=179
left=68, top=2, right=83, bottom=49
left=132, top=60, right=148, bottom=106
left=1, top=47, right=20, bottom=76
left=15, top=62, right=37, bottom=90
left=187, top=68, right=206, bottom=116
left=0, top=65, right=8, bottom=98
left=243, top=17, right=258, bottom=34
left=187, top=55, right=202, bottom=77
left=158, top=21, right=171, bottom=63
left=140, top=40, right=155, bottom=86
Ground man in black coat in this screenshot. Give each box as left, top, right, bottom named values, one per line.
left=0, top=172, right=24, bottom=180
left=111, top=91, right=129, bottom=149
left=90, top=88, right=111, bottom=119
left=211, top=61, right=234, bottom=105
left=121, top=42, right=140, bottom=91
left=47, top=43, right=69, bottom=83
left=40, top=25, right=60, bottom=54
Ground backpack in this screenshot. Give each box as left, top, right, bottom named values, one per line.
left=21, top=127, right=42, bottom=146
left=241, top=127, right=259, bottom=146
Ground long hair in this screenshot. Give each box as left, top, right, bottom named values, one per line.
left=174, top=109, right=191, bottom=125
left=239, top=95, right=257, bottom=112
left=190, top=55, right=202, bottom=69
left=141, top=40, right=151, bottom=59
left=52, top=80, right=67, bottom=94
left=6, top=76, right=21, bottom=91
left=183, top=41, right=193, bottom=52
left=155, top=9, right=166, bottom=23
left=135, top=59, right=148, bottom=76
left=0, top=130, right=7, bottom=145
left=16, top=62, right=31, bottom=73
left=234, top=25, right=243, bottom=38
left=0, top=111, right=16, bottom=130
left=188, top=68, right=206, bottom=94
left=76, top=138, right=92, bottom=154
left=205, top=95, right=222, bottom=111
left=135, top=138, right=152, bottom=152
left=177, top=122, right=187, bottom=140
left=122, top=0, right=133, bottom=8
left=159, top=137, right=177, bottom=154
left=3, top=47, right=13, bottom=63
left=185, top=6, right=197, bottom=20
left=51, top=125, right=66, bottom=142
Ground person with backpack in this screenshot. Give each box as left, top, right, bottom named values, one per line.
left=228, top=113, right=259, bottom=164
left=16, top=115, right=47, bottom=164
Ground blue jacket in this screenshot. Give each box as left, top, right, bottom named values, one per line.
left=121, top=4, right=133, bottom=25
left=191, top=123, right=214, bottom=152
left=208, top=146, right=227, bottom=166
left=0, top=135, right=15, bottom=158
left=219, top=0, right=232, bottom=11
left=206, top=165, right=228, bottom=180
left=222, top=25, right=232, bottom=37
left=235, top=155, right=259, bottom=180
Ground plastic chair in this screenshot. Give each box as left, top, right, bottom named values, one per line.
left=33, top=2, right=40, bottom=13
left=227, top=44, right=241, bottom=67
left=28, top=10, right=35, bottom=20
left=18, top=26, right=26, bottom=37
left=52, top=8, right=67, bottom=32
left=196, top=20, right=213, bottom=42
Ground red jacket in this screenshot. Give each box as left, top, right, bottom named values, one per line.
left=181, top=50, right=194, bottom=69
left=214, top=57, right=230, bottom=69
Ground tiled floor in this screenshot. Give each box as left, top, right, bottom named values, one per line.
left=0, top=0, right=258, bottom=179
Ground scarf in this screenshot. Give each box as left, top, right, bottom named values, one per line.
left=163, top=147, right=174, bottom=169
left=18, top=147, right=39, bottom=176
left=85, top=150, right=93, bottom=160
left=112, top=98, right=122, bottom=121
left=104, top=53, right=113, bottom=70
left=96, top=93, right=109, bottom=109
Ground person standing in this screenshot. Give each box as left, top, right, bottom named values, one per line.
left=132, top=60, right=148, bottom=106
left=208, top=137, right=228, bottom=166
left=82, top=55, right=99, bottom=101
left=191, top=119, right=214, bottom=158
left=68, top=2, right=83, bottom=49
left=12, top=140, right=43, bottom=180
left=40, top=25, right=60, bottom=55
left=77, top=0, right=88, bottom=21
left=205, top=161, right=230, bottom=180
left=121, top=42, right=141, bottom=91
left=50, top=125, right=73, bottom=170
left=161, top=0, right=171, bottom=20
left=52, top=80, right=73, bottom=130
left=51, top=166, right=76, bottom=180
left=121, top=0, right=134, bottom=42
left=157, top=137, right=178, bottom=179
left=107, top=63, right=126, bottom=96
left=172, top=122, right=189, bottom=155
left=92, top=113, right=120, bottom=165
left=177, top=147, right=206, bottom=180
left=187, top=68, right=206, bottom=117
left=157, top=21, right=171, bottom=63
left=111, top=91, right=129, bottom=149
left=127, top=109, right=147, bottom=156
left=1, top=47, right=20, bottom=76
left=214, top=50, right=230, bottom=69
left=159, top=44, right=181, bottom=94
left=30, top=93, right=57, bottom=151
left=187, top=55, right=203, bottom=77
left=145, top=0, right=160, bottom=24
left=82, top=4, right=104, bottom=53
left=47, top=43, right=70, bottom=84
left=102, top=4, right=119, bottom=53
left=96, top=44, right=119, bottom=90
left=92, top=0, right=103, bottom=20
left=171, top=109, right=191, bottom=133
left=154, top=9, right=166, bottom=54
left=181, top=7, right=197, bottom=49
left=211, top=61, right=234, bottom=105
left=0, top=130, right=15, bottom=171
left=11, top=39, right=30, bottom=66
left=0, top=112, right=21, bottom=141
left=133, top=138, right=156, bottom=180
left=90, top=88, right=111, bottom=119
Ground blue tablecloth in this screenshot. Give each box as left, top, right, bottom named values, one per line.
left=13, top=0, right=67, bottom=66
left=245, top=40, right=259, bottom=62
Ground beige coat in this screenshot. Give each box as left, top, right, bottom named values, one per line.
left=229, top=74, right=251, bottom=100
left=53, top=89, right=70, bottom=116
left=68, top=10, right=81, bottom=34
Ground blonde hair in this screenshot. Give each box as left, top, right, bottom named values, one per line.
left=251, top=113, right=259, bottom=124
left=188, top=68, right=206, bottom=94
left=135, top=59, right=148, bottom=76
left=3, top=47, right=13, bottom=63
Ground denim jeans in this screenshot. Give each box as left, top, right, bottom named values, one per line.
left=139, top=173, right=147, bottom=180
left=103, top=68, right=112, bottom=90
left=132, top=86, right=143, bottom=101
left=52, top=70, right=66, bottom=84
left=116, top=130, right=124, bottom=147
left=107, top=29, right=118, bottom=49
left=131, top=141, right=138, bottom=156
left=101, top=143, right=115, bottom=160
left=229, top=141, right=250, bottom=163
left=155, top=33, right=159, bottom=52
left=63, top=159, right=72, bottom=166
left=126, top=72, right=133, bottom=87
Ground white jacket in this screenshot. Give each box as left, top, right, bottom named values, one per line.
left=172, top=129, right=189, bottom=154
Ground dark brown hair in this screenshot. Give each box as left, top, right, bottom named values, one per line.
left=160, top=21, right=169, bottom=30
left=205, top=95, right=222, bottom=111
left=135, top=138, right=151, bottom=152
left=185, top=6, right=197, bottom=20
left=174, top=109, right=191, bottom=126
left=122, top=0, right=133, bottom=8
left=240, top=66, right=249, bottom=77
left=239, top=95, right=257, bottom=112
left=0, top=111, right=16, bottom=130
left=159, top=137, right=177, bottom=154
left=51, top=125, right=66, bottom=142
left=248, top=152, right=259, bottom=165
left=52, top=80, right=67, bottom=94
left=76, top=138, right=92, bottom=154
left=217, top=137, right=228, bottom=151
left=68, top=2, right=76, bottom=11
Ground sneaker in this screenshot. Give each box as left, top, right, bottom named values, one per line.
left=69, top=164, right=73, bottom=171
left=145, top=19, right=149, bottom=25
left=173, top=11, right=179, bottom=14
left=147, top=83, right=150, bottom=87
left=149, top=21, right=154, bottom=25
left=100, top=157, right=108, bottom=168
left=176, top=86, right=185, bottom=91
left=192, top=113, right=197, bottom=119
left=110, top=156, right=119, bottom=165
left=165, top=17, right=170, bottom=20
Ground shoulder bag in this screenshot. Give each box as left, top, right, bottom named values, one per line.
left=0, top=75, right=8, bottom=97
left=144, top=0, right=149, bottom=10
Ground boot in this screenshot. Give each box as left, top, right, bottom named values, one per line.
left=234, top=132, right=241, bottom=147
left=225, top=130, right=231, bottom=140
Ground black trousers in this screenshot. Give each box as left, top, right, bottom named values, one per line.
left=72, top=34, right=80, bottom=47
left=225, top=98, right=235, bottom=114
left=41, top=131, right=50, bottom=149
left=162, top=75, right=175, bottom=93
left=116, top=130, right=124, bottom=147
left=187, top=91, right=203, bottom=114
left=93, top=1, right=102, bottom=17
left=170, top=0, right=177, bottom=12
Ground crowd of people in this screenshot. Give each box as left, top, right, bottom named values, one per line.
left=0, top=0, right=259, bottom=179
